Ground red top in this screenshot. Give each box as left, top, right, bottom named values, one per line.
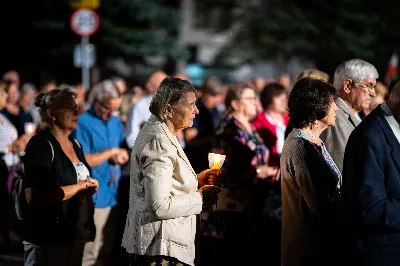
left=251, top=112, right=290, bottom=167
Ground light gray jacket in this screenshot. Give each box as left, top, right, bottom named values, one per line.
left=122, top=115, right=203, bottom=266
left=320, top=98, right=360, bottom=173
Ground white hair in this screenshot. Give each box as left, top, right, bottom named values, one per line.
left=21, top=83, right=37, bottom=94
left=333, top=59, right=379, bottom=90
left=88, top=79, right=120, bottom=104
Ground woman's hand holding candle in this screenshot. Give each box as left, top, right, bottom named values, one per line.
left=197, top=168, right=221, bottom=187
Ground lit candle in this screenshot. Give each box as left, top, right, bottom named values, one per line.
left=26, top=123, right=35, bottom=136
left=212, top=154, right=220, bottom=170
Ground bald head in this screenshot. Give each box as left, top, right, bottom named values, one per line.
left=146, top=71, right=167, bottom=95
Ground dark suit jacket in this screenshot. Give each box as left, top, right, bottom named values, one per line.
left=342, top=105, right=400, bottom=265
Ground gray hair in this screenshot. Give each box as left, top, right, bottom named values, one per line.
left=88, top=79, right=121, bottom=105
left=35, top=85, right=77, bottom=128
left=333, top=59, right=379, bottom=90
left=21, top=83, right=37, bottom=95
left=149, top=77, right=196, bottom=122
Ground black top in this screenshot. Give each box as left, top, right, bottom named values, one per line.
left=1, top=107, right=33, bottom=137
left=22, top=128, right=95, bottom=245
left=184, top=101, right=222, bottom=173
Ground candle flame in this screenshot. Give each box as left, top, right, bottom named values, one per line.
left=26, top=123, right=35, bottom=135
left=214, top=154, right=220, bottom=163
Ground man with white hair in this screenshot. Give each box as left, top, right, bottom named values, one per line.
left=73, top=79, right=129, bottom=266
left=19, top=83, right=40, bottom=126
left=320, top=59, right=378, bottom=173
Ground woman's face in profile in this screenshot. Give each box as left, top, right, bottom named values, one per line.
left=321, top=98, right=339, bottom=127
left=53, top=97, right=79, bottom=131
left=170, top=91, right=199, bottom=131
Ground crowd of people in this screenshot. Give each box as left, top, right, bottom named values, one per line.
left=0, top=57, right=398, bottom=266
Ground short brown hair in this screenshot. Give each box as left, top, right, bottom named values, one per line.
left=259, top=82, right=287, bottom=109
left=288, top=78, right=336, bottom=128
left=225, top=83, right=256, bottom=113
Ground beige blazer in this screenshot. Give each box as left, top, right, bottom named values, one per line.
left=122, top=115, right=203, bottom=266
left=320, top=98, right=360, bottom=173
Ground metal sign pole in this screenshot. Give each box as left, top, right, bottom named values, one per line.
left=71, top=8, right=99, bottom=91
left=81, top=36, right=90, bottom=90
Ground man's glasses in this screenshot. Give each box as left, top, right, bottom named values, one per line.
left=98, top=101, right=112, bottom=112
left=356, top=82, right=375, bottom=92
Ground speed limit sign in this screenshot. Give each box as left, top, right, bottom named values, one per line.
left=70, top=8, right=100, bottom=37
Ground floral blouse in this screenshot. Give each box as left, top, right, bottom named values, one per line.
left=215, top=114, right=270, bottom=184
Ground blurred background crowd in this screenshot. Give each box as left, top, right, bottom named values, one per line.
left=0, top=0, right=399, bottom=265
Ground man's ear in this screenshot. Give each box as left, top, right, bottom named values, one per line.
left=343, top=79, right=354, bottom=94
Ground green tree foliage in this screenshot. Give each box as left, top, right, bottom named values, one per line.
left=219, top=0, right=400, bottom=75
left=31, top=0, right=185, bottom=72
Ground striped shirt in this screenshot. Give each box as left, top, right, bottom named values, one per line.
left=0, top=113, right=19, bottom=166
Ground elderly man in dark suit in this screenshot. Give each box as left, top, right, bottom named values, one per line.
left=320, top=59, right=378, bottom=173
left=342, top=80, right=400, bottom=265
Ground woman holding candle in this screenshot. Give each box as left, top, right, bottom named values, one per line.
left=122, top=77, right=221, bottom=266
left=207, top=83, right=278, bottom=265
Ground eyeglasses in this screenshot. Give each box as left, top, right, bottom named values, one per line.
left=357, top=82, right=375, bottom=92
left=241, top=96, right=257, bottom=102
left=98, top=101, right=112, bottom=112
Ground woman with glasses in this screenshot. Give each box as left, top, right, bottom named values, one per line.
left=205, top=84, right=278, bottom=265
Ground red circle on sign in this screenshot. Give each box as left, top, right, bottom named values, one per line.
left=70, top=8, right=100, bottom=37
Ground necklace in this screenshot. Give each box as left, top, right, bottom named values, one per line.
left=304, top=128, right=321, bottom=146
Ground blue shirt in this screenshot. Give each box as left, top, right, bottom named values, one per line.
left=73, top=108, right=125, bottom=208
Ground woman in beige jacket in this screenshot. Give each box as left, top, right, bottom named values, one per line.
left=122, top=77, right=220, bottom=266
